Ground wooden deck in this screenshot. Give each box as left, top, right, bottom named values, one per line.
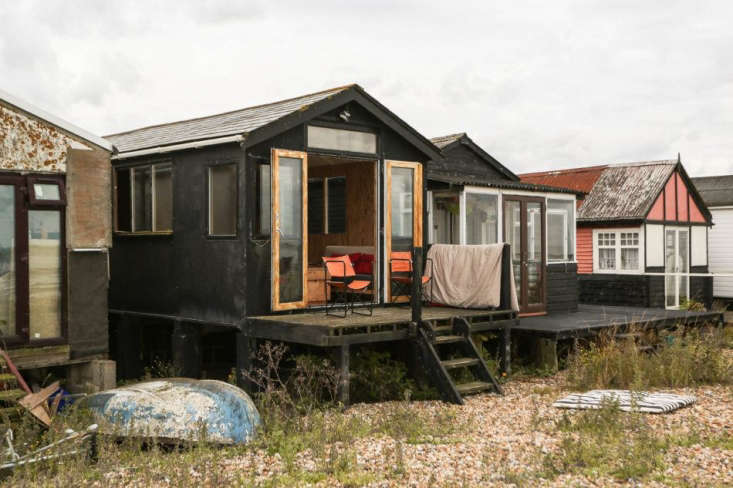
left=247, top=305, right=518, bottom=346
left=515, top=304, right=724, bottom=339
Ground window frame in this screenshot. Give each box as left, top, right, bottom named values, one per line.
left=27, top=176, right=66, bottom=207
left=305, top=121, right=379, bottom=158
left=114, top=160, right=174, bottom=235
left=593, top=228, right=644, bottom=274
left=206, top=162, right=238, bottom=238
left=0, top=172, right=67, bottom=346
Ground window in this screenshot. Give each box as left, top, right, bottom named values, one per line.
left=307, top=178, right=324, bottom=234
left=306, top=176, right=347, bottom=234
left=595, top=230, right=642, bottom=272
left=257, top=164, right=270, bottom=235
left=307, top=125, right=377, bottom=154
left=115, top=162, right=173, bottom=233
left=326, top=177, right=346, bottom=233
left=465, top=193, right=498, bottom=244
left=547, top=199, right=574, bottom=261
left=208, top=164, right=237, bottom=236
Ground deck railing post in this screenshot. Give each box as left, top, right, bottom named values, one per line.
left=411, top=246, right=423, bottom=323
left=500, top=243, right=512, bottom=310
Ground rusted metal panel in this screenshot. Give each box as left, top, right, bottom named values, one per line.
left=0, top=103, right=75, bottom=173
left=520, top=165, right=607, bottom=194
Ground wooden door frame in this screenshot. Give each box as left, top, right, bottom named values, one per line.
left=502, top=194, right=546, bottom=314
left=385, top=160, right=423, bottom=303
left=271, top=149, right=308, bottom=311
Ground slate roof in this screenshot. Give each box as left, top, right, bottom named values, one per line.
left=692, top=175, right=733, bottom=207
left=430, top=174, right=583, bottom=195
left=106, top=85, right=353, bottom=153
left=430, top=133, right=466, bottom=149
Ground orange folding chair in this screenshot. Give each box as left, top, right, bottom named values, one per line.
left=323, top=255, right=373, bottom=317
left=389, top=251, right=433, bottom=304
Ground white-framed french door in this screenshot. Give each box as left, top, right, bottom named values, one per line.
left=271, top=149, right=308, bottom=311
left=664, top=226, right=690, bottom=309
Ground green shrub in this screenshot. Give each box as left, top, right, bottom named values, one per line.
left=566, top=325, right=731, bottom=390
left=349, top=349, right=416, bottom=403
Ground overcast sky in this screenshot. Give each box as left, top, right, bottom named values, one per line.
left=2, top=1, right=731, bottom=175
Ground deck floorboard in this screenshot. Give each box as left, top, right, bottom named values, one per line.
left=515, top=304, right=723, bottom=339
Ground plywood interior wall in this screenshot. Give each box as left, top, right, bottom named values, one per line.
left=308, top=157, right=376, bottom=265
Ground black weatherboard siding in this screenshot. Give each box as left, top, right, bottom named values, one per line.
left=546, top=263, right=578, bottom=313
left=428, top=135, right=516, bottom=182
left=109, top=142, right=246, bottom=326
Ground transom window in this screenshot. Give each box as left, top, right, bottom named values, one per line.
left=115, top=163, right=173, bottom=233
left=307, top=125, right=377, bottom=154
left=596, top=230, right=641, bottom=273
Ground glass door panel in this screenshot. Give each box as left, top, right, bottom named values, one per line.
left=386, top=161, right=423, bottom=303
left=0, top=185, right=15, bottom=336
left=527, top=202, right=543, bottom=306
left=504, top=200, right=522, bottom=300
left=664, top=227, right=690, bottom=309
left=432, top=193, right=460, bottom=244
left=390, top=167, right=414, bottom=252
left=271, top=149, right=308, bottom=311
left=28, top=210, right=62, bottom=339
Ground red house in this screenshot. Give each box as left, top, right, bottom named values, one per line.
left=521, top=158, right=713, bottom=310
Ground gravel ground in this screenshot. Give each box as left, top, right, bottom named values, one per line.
left=211, top=375, right=731, bottom=487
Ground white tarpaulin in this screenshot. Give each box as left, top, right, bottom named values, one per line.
left=425, top=244, right=518, bottom=310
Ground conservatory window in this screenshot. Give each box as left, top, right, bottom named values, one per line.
left=547, top=199, right=575, bottom=261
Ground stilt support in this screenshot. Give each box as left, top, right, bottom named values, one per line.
left=171, top=320, right=201, bottom=378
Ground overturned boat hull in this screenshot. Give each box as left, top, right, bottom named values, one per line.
left=84, top=378, right=260, bottom=445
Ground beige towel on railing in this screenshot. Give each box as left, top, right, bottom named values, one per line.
left=425, top=244, right=519, bottom=311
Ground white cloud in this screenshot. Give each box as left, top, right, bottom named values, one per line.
left=1, top=0, right=731, bottom=175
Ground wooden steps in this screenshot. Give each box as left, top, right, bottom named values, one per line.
left=417, top=317, right=503, bottom=405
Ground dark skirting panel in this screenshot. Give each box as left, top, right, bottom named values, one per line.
left=546, top=263, right=578, bottom=313
left=67, top=250, right=109, bottom=359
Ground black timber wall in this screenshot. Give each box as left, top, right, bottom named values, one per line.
left=578, top=265, right=713, bottom=309
left=428, top=142, right=509, bottom=181
left=546, top=263, right=578, bottom=313
left=109, top=142, right=246, bottom=325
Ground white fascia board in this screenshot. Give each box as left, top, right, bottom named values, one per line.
left=112, top=135, right=245, bottom=160
left=0, top=88, right=113, bottom=152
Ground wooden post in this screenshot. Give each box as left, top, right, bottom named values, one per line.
left=114, top=313, right=141, bottom=380
left=338, top=344, right=350, bottom=406
left=500, top=243, right=512, bottom=310
left=235, top=330, right=253, bottom=391
left=171, top=320, right=201, bottom=378
left=411, top=246, right=423, bottom=323
left=501, top=326, right=512, bottom=375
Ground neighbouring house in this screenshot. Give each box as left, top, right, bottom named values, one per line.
left=0, top=89, right=114, bottom=389
left=521, top=158, right=714, bottom=310
left=427, top=133, right=583, bottom=315
left=691, top=174, right=733, bottom=304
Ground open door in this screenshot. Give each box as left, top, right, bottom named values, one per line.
left=385, top=160, right=423, bottom=302
left=664, top=227, right=689, bottom=309
left=271, top=149, right=308, bottom=311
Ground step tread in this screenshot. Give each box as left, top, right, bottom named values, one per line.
left=432, top=335, right=464, bottom=345
left=456, top=381, right=493, bottom=395
left=441, top=357, right=480, bottom=369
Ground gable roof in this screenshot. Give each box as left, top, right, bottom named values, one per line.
left=520, top=165, right=607, bottom=194
left=691, top=175, right=733, bottom=207
left=429, top=132, right=519, bottom=181
left=106, top=84, right=442, bottom=160
left=0, top=88, right=113, bottom=152
left=577, top=161, right=677, bottom=221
